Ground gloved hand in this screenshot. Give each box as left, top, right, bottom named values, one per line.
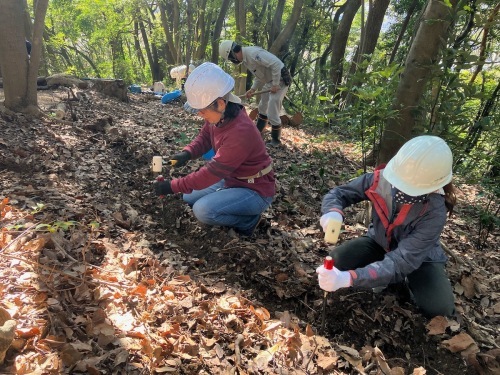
left=316, top=265, right=352, bottom=292
left=320, top=211, right=343, bottom=232
left=154, top=180, right=174, bottom=196
left=170, top=151, right=191, bottom=168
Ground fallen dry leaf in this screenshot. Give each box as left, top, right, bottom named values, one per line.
left=442, top=332, right=477, bottom=353
left=426, top=316, right=448, bottom=335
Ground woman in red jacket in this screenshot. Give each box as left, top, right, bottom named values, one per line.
left=154, top=62, right=275, bottom=236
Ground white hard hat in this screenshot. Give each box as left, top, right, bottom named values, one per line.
left=219, top=40, right=234, bottom=61
left=184, top=62, right=241, bottom=111
left=383, top=135, right=453, bottom=196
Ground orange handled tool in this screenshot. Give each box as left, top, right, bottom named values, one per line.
left=320, top=256, right=334, bottom=334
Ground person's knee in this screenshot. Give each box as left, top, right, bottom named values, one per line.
left=183, top=194, right=196, bottom=207
left=418, top=300, right=455, bottom=318
left=192, top=200, right=215, bottom=224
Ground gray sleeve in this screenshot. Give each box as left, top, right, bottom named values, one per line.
left=352, top=202, right=447, bottom=288
left=321, top=173, right=373, bottom=215
left=254, top=50, right=283, bottom=86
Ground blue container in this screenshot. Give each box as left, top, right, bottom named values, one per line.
left=129, top=84, right=142, bottom=93
left=161, top=90, right=182, bottom=104
left=202, top=148, right=215, bottom=160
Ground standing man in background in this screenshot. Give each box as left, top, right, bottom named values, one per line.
left=219, top=40, right=291, bottom=147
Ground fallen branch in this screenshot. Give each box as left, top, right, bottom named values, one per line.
left=235, top=334, right=244, bottom=366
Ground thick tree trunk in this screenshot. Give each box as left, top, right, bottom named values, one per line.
left=349, top=0, right=390, bottom=73
left=0, top=0, right=48, bottom=113
left=329, top=0, right=362, bottom=99
left=378, top=0, right=458, bottom=164
left=159, top=1, right=178, bottom=64
left=138, top=19, right=157, bottom=82
left=133, top=22, right=146, bottom=68
left=319, top=3, right=347, bottom=83
left=194, top=0, right=212, bottom=60
left=269, top=0, right=286, bottom=45
left=269, top=0, right=304, bottom=58
left=343, top=0, right=390, bottom=106
left=210, top=0, right=232, bottom=63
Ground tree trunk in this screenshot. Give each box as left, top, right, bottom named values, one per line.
left=139, top=19, right=157, bottom=82
left=248, top=1, right=268, bottom=46
left=159, top=0, right=178, bottom=64
left=464, top=81, right=500, bottom=157
left=0, top=0, right=48, bottom=113
left=329, top=0, right=362, bottom=99
left=349, top=0, right=390, bottom=73
left=469, top=3, right=499, bottom=85
left=342, top=0, right=390, bottom=106
left=377, top=0, right=458, bottom=164
left=389, top=0, right=419, bottom=64
left=234, top=0, right=247, bottom=95
left=289, top=8, right=313, bottom=78
left=194, top=0, right=212, bottom=60
left=319, top=3, right=347, bottom=83
left=269, top=0, right=304, bottom=58
left=66, top=45, right=101, bottom=78
left=269, top=0, right=286, bottom=44
left=133, top=22, right=146, bottom=68
left=185, top=0, right=194, bottom=69
left=210, top=0, right=232, bottom=63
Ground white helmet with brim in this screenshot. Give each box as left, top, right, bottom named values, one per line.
left=383, top=135, right=453, bottom=196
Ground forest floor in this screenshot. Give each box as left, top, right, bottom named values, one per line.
left=0, top=86, right=498, bottom=375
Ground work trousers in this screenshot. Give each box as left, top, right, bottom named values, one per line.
left=330, top=236, right=455, bottom=318
left=258, top=81, right=289, bottom=127
left=183, top=180, right=273, bottom=235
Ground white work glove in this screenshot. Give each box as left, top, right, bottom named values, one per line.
left=316, top=265, right=352, bottom=292
left=320, top=211, right=343, bottom=232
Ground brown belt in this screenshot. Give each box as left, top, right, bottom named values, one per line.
left=236, top=163, right=273, bottom=183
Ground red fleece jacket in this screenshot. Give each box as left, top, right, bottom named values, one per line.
left=171, top=108, right=275, bottom=197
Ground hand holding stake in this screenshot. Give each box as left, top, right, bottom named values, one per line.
left=320, top=256, right=334, bottom=334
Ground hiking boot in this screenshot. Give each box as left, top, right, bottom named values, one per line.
left=256, top=114, right=268, bottom=133
left=266, top=126, right=282, bottom=147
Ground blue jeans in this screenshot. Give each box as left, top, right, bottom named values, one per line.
left=183, top=180, right=273, bottom=235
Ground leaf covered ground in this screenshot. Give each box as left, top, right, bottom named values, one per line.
left=0, top=87, right=498, bottom=374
